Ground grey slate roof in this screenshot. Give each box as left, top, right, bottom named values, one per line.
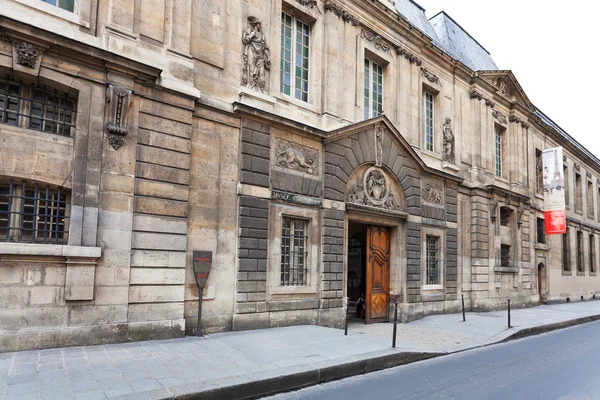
left=394, top=0, right=441, bottom=43
left=534, top=108, right=600, bottom=165
left=429, top=11, right=498, bottom=71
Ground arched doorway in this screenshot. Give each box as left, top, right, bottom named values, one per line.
left=537, top=262, right=547, bottom=303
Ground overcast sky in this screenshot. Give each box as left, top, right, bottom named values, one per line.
left=415, top=0, right=600, bottom=159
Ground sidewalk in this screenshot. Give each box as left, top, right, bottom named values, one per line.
left=1, top=301, right=600, bottom=400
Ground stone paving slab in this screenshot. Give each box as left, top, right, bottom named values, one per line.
left=1, top=300, right=600, bottom=399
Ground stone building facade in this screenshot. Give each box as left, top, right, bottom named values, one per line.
left=0, top=0, right=598, bottom=351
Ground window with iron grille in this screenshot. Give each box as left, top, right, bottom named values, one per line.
left=563, top=229, right=570, bottom=272
left=0, top=78, right=76, bottom=137
left=500, top=207, right=511, bottom=227
left=364, top=58, right=383, bottom=119
left=422, top=91, right=434, bottom=151
left=500, top=244, right=510, bottom=267
left=575, top=172, right=582, bottom=211
left=577, top=231, right=584, bottom=273
left=280, top=13, right=310, bottom=102
left=0, top=180, right=70, bottom=244
left=425, top=235, right=440, bottom=285
left=495, top=126, right=503, bottom=177
left=590, top=234, right=596, bottom=273
left=537, top=217, right=546, bottom=244
left=281, top=217, right=309, bottom=286
left=535, top=149, right=543, bottom=195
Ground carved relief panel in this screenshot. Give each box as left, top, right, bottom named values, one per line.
left=272, top=138, right=320, bottom=176
left=346, top=165, right=404, bottom=212
left=421, top=180, right=444, bottom=207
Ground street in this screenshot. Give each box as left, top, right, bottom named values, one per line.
left=265, top=321, right=600, bottom=400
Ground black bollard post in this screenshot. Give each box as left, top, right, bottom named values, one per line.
left=461, top=294, right=466, bottom=322
left=392, top=300, right=398, bottom=348
left=508, top=298, right=511, bottom=329
left=197, top=296, right=203, bottom=337
left=344, top=297, right=349, bottom=336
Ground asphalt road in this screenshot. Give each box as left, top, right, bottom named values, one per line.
left=265, top=321, right=600, bottom=400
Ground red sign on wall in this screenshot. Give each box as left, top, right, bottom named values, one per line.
left=545, top=210, right=567, bottom=235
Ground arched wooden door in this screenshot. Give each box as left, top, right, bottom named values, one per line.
left=366, top=225, right=390, bottom=323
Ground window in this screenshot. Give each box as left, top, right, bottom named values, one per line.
left=42, top=0, right=75, bottom=13
left=280, top=13, right=310, bottom=102
left=537, top=217, right=546, bottom=244
left=495, top=126, right=504, bottom=177
left=422, top=91, right=434, bottom=151
left=587, top=180, right=594, bottom=217
left=575, top=172, right=582, bottom=211
left=425, top=235, right=440, bottom=285
left=281, top=216, right=308, bottom=286
left=535, top=149, right=543, bottom=195
left=563, top=229, right=570, bottom=272
left=0, top=180, right=70, bottom=244
left=564, top=165, right=570, bottom=207
left=364, top=58, right=383, bottom=119
left=500, top=207, right=511, bottom=227
left=577, top=231, right=584, bottom=273
left=500, top=244, right=510, bottom=267
left=0, top=78, right=76, bottom=136
left=590, top=234, right=596, bottom=273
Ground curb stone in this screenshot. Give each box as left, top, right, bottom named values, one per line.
left=113, top=314, right=600, bottom=400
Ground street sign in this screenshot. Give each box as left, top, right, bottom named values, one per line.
left=192, top=250, right=212, bottom=289
left=192, top=250, right=212, bottom=337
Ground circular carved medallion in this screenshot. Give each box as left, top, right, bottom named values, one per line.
left=363, top=167, right=389, bottom=206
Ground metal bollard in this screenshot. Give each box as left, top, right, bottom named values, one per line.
left=508, top=298, right=511, bottom=328
left=392, top=300, right=398, bottom=348
left=461, top=294, right=466, bottom=322
left=344, top=297, right=349, bottom=336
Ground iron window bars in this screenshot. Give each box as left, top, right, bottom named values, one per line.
left=0, top=180, right=70, bottom=244
left=0, top=78, right=76, bottom=137
left=500, top=244, right=510, bottom=267
left=425, top=235, right=439, bottom=285
left=281, top=216, right=309, bottom=286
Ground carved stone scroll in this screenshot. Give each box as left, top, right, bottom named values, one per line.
left=470, top=90, right=484, bottom=101
left=274, top=139, right=319, bottom=175
left=323, top=0, right=359, bottom=25
left=106, top=85, right=133, bottom=150
left=421, top=67, right=440, bottom=85
left=442, top=118, right=455, bottom=164
left=489, top=198, right=499, bottom=223
left=242, top=17, right=271, bottom=93
left=517, top=200, right=525, bottom=228
left=484, top=98, right=495, bottom=108
left=574, top=163, right=581, bottom=172
left=492, top=109, right=507, bottom=124
left=13, top=41, right=41, bottom=68
left=296, top=0, right=319, bottom=10
left=587, top=172, right=593, bottom=179
left=361, top=30, right=390, bottom=54
left=396, top=46, right=422, bottom=66
left=421, top=182, right=444, bottom=206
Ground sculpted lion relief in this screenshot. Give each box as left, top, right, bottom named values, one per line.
left=274, top=139, right=319, bottom=175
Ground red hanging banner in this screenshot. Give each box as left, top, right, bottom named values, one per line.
left=542, top=147, right=566, bottom=235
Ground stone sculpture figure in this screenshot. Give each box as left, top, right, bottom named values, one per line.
left=242, top=17, right=271, bottom=93
left=442, top=118, right=455, bottom=164
left=13, top=41, right=41, bottom=68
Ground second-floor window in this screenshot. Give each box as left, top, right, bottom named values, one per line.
left=42, top=0, right=74, bottom=12
left=280, top=13, right=310, bottom=102
left=535, top=149, right=543, bottom=195
left=0, top=78, right=76, bottom=136
left=425, top=235, right=440, bottom=285
left=537, top=217, right=546, bottom=244
left=575, top=172, right=582, bottom=212
left=364, top=58, right=383, bottom=119
left=422, top=91, right=434, bottom=151
left=1, top=180, right=70, bottom=244
left=495, top=126, right=504, bottom=177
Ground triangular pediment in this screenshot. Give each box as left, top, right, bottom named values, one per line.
left=477, top=70, right=532, bottom=111
left=325, top=115, right=460, bottom=182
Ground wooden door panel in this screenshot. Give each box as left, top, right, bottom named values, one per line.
left=366, top=225, right=390, bottom=323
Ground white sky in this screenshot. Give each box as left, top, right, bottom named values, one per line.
left=415, top=0, right=600, bottom=159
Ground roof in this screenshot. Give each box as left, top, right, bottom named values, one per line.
left=533, top=108, right=600, bottom=166
left=429, top=11, right=498, bottom=71
left=394, top=0, right=441, bottom=44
